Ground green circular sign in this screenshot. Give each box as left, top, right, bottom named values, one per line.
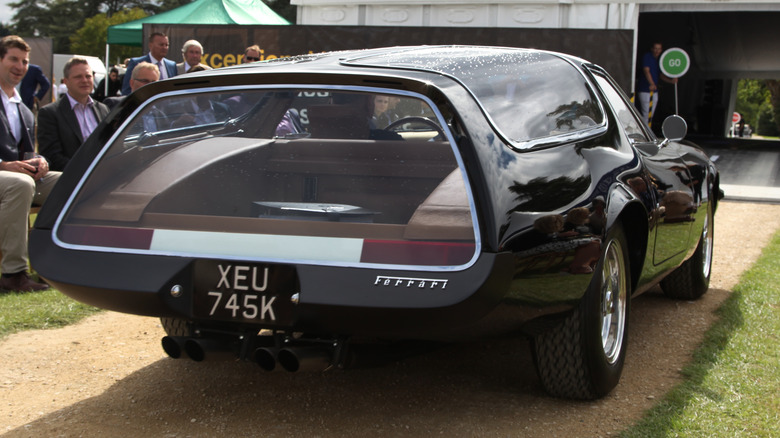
left=659, top=48, right=690, bottom=78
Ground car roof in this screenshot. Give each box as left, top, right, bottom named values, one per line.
left=189, top=45, right=585, bottom=79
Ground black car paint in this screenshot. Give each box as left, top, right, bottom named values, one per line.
left=30, top=47, right=717, bottom=340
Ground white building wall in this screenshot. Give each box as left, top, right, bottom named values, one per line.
left=290, top=1, right=643, bottom=29
left=291, top=1, right=780, bottom=28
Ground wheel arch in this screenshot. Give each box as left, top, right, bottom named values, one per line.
left=607, top=197, right=648, bottom=294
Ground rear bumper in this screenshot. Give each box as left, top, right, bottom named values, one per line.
left=31, top=229, right=534, bottom=338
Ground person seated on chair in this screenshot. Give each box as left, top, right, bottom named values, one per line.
left=37, top=56, right=110, bottom=171
left=0, top=35, right=62, bottom=292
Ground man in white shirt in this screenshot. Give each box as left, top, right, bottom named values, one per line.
left=0, top=35, right=61, bottom=292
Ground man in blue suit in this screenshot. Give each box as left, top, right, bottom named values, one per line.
left=19, top=63, right=50, bottom=110
left=121, top=32, right=177, bottom=95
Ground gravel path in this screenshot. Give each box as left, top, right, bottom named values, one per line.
left=2, top=201, right=778, bottom=437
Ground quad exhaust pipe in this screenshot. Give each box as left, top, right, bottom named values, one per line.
left=161, top=336, right=236, bottom=362
left=254, top=346, right=334, bottom=372
left=278, top=346, right=332, bottom=372
left=162, top=335, right=337, bottom=372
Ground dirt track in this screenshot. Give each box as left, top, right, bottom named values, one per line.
left=2, top=201, right=779, bottom=437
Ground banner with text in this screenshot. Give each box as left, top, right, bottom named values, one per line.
left=145, top=24, right=633, bottom=93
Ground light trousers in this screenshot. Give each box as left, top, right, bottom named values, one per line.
left=0, top=171, right=61, bottom=274
left=638, top=91, right=659, bottom=128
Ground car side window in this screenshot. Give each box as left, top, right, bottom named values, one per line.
left=592, top=73, right=650, bottom=144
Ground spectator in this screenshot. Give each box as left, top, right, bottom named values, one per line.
left=177, top=40, right=212, bottom=74
left=243, top=45, right=261, bottom=63
left=56, top=78, right=67, bottom=99
left=0, top=35, right=61, bottom=292
left=122, top=32, right=176, bottom=95
left=19, top=63, right=50, bottom=110
left=104, top=62, right=160, bottom=110
left=637, top=42, right=678, bottom=128
left=37, top=56, right=110, bottom=171
left=371, top=94, right=397, bottom=129
left=93, top=66, right=122, bottom=102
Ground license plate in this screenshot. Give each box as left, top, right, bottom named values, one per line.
left=193, top=260, right=298, bottom=325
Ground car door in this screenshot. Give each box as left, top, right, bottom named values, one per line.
left=590, top=70, right=695, bottom=266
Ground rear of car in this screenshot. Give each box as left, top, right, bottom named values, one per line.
left=33, top=46, right=711, bottom=399
left=32, top=79, right=523, bottom=338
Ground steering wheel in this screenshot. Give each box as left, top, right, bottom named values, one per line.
left=384, top=116, right=446, bottom=140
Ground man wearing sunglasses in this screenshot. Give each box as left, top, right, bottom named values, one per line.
left=104, top=62, right=160, bottom=110
left=243, top=45, right=262, bottom=63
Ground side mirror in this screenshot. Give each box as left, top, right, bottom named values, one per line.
left=661, top=115, right=687, bottom=142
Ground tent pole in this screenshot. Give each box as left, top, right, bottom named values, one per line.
left=104, top=44, right=110, bottom=96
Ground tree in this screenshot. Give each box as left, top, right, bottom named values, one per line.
left=735, top=79, right=780, bottom=136
left=7, top=0, right=185, bottom=53
left=71, top=8, right=147, bottom=62
left=735, top=79, right=768, bottom=130
left=765, top=79, right=780, bottom=136
left=7, top=0, right=290, bottom=54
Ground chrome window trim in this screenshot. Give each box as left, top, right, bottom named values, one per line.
left=51, top=84, right=482, bottom=272
left=343, top=46, right=609, bottom=151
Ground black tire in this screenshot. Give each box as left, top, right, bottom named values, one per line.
left=660, top=196, right=714, bottom=300
left=532, top=223, right=631, bottom=399
left=160, top=317, right=193, bottom=337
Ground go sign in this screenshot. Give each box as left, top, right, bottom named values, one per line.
left=659, top=47, right=690, bottom=78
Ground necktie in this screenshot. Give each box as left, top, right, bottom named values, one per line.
left=157, top=61, right=165, bottom=79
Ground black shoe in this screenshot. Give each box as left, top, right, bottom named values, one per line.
left=0, top=271, right=51, bottom=292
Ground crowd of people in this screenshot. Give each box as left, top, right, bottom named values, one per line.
left=0, top=32, right=268, bottom=293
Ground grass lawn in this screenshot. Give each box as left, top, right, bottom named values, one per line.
left=2, top=231, right=779, bottom=436
left=621, top=229, right=780, bottom=437
left=0, top=212, right=103, bottom=340
left=0, top=288, right=101, bottom=340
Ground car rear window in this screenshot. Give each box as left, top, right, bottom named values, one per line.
left=348, top=46, right=603, bottom=144
left=55, top=88, right=478, bottom=269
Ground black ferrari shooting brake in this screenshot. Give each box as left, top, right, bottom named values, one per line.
left=30, top=46, right=720, bottom=399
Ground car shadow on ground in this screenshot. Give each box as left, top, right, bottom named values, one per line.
left=4, top=286, right=732, bottom=438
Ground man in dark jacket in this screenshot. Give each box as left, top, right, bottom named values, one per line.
left=37, top=56, right=110, bottom=171
left=93, top=66, right=122, bottom=102
left=19, top=63, right=50, bottom=110
left=0, top=35, right=60, bottom=292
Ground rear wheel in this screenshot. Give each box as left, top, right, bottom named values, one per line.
left=661, top=195, right=714, bottom=300
left=532, top=223, right=630, bottom=399
left=160, top=317, right=193, bottom=337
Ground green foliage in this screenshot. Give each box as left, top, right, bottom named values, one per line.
left=735, top=79, right=769, bottom=129
left=6, top=0, right=185, bottom=53
left=621, top=230, right=780, bottom=437
left=71, top=8, right=147, bottom=61
left=735, top=79, right=780, bottom=136
left=6, top=0, right=288, bottom=54
left=757, top=104, right=779, bottom=136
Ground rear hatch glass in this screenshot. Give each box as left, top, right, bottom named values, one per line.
left=55, top=88, right=478, bottom=269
